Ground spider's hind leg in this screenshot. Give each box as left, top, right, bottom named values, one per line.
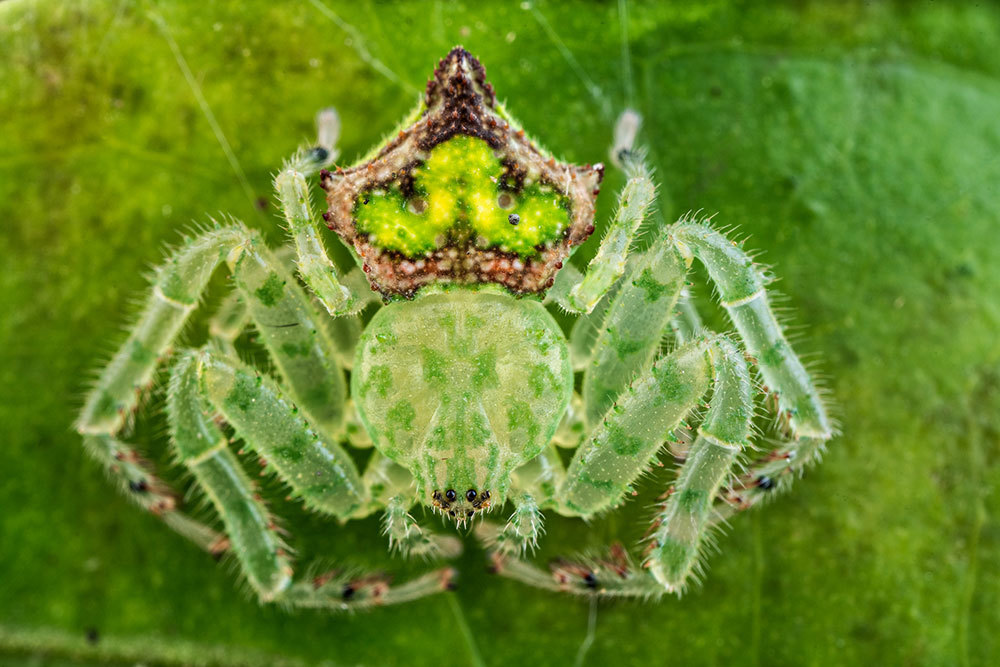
left=547, top=112, right=657, bottom=316
left=276, top=108, right=368, bottom=318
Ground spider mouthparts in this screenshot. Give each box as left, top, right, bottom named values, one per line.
left=431, top=487, right=493, bottom=522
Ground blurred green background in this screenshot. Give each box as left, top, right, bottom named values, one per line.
left=2, top=1, right=999, bottom=665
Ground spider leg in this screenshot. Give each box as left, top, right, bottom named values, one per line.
left=166, top=351, right=454, bottom=609
left=77, top=226, right=253, bottom=552
left=547, top=111, right=656, bottom=315
left=193, top=346, right=362, bottom=517
left=485, top=336, right=752, bottom=596
left=77, top=220, right=361, bottom=552
left=383, top=495, right=463, bottom=559
left=475, top=442, right=564, bottom=556
left=479, top=493, right=545, bottom=557
left=560, top=337, right=716, bottom=517
left=276, top=108, right=373, bottom=317
left=208, top=289, right=250, bottom=358
left=229, top=229, right=354, bottom=435
left=579, top=230, right=689, bottom=425
left=479, top=529, right=656, bottom=598
left=670, top=287, right=703, bottom=345
left=167, top=351, right=292, bottom=598
left=317, top=266, right=379, bottom=370
left=669, top=222, right=834, bottom=517
left=488, top=218, right=833, bottom=596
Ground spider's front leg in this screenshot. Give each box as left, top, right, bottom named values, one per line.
left=167, top=349, right=455, bottom=609
left=486, top=334, right=753, bottom=596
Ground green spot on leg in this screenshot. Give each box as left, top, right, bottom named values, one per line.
left=607, top=423, right=643, bottom=456
left=760, top=339, right=787, bottom=368
left=795, top=395, right=821, bottom=423
left=254, top=272, right=284, bottom=306
left=633, top=268, right=670, bottom=302
left=94, top=392, right=120, bottom=418
left=274, top=442, right=305, bottom=464
left=280, top=341, right=312, bottom=358
left=677, top=487, right=709, bottom=511
left=656, top=538, right=690, bottom=580
left=129, top=340, right=153, bottom=364
left=608, top=327, right=648, bottom=361
left=579, top=470, right=616, bottom=493
left=653, top=357, right=693, bottom=404
left=225, top=370, right=258, bottom=413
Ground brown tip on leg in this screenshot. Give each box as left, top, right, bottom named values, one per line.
left=440, top=567, right=459, bottom=591
left=210, top=537, right=231, bottom=561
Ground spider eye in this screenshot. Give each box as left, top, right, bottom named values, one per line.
left=445, top=489, right=457, bottom=502
left=466, top=489, right=477, bottom=502
left=497, top=192, right=516, bottom=210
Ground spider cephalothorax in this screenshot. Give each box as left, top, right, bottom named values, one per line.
left=320, top=47, right=603, bottom=298
left=77, top=47, right=833, bottom=611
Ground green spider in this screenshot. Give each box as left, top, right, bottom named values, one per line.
left=76, top=47, right=833, bottom=610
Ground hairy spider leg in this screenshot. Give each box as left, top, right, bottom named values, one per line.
left=168, top=349, right=454, bottom=609
left=564, top=150, right=656, bottom=314
left=348, top=450, right=463, bottom=559
left=77, top=225, right=254, bottom=553
left=205, top=251, right=377, bottom=443
left=276, top=109, right=369, bottom=318
left=566, top=215, right=833, bottom=518
left=476, top=106, right=832, bottom=596
left=668, top=223, right=835, bottom=518
left=480, top=440, right=571, bottom=557
left=76, top=111, right=356, bottom=534
left=481, top=335, right=752, bottom=595
left=579, top=219, right=689, bottom=426
left=75, top=222, right=351, bottom=549
left=382, top=495, right=464, bottom=560
left=545, top=124, right=655, bottom=316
